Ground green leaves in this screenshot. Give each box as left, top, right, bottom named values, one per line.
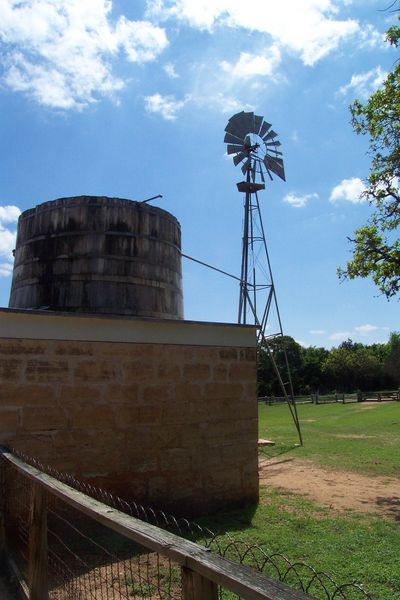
left=340, top=15, right=400, bottom=297
left=257, top=334, right=399, bottom=394
left=338, top=223, right=400, bottom=298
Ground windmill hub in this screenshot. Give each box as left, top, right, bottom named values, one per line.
left=246, top=142, right=260, bottom=153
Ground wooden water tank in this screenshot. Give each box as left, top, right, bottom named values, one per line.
left=9, top=196, right=184, bottom=319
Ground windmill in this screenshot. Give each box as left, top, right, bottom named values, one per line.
left=224, top=111, right=302, bottom=445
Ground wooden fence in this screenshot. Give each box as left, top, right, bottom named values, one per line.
left=0, top=447, right=316, bottom=600
left=260, top=390, right=400, bottom=405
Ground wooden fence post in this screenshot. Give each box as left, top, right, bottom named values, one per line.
left=0, top=459, right=5, bottom=562
left=29, top=483, right=49, bottom=600
left=182, top=566, right=218, bottom=600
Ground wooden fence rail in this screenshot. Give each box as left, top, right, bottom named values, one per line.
left=0, top=447, right=312, bottom=600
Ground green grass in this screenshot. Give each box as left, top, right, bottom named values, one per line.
left=259, top=401, right=400, bottom=477
left=197, top=402, right=400, bottom=599
left=201, top=489, right=400, bottom=600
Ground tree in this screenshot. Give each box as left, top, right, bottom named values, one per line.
left=384, top=331, right=400, bottom=385
left=257, top=335, right=304, bottom=396
left=338, top=15, right=400, bottom=298
left=301, top=345, right=329, bottom=393
left=257, top=333, right=398, bottom=395
left=322, top=339, right=382, bottom=392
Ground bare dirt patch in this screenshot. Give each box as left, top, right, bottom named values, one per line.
left=259, top=457, right=400, bottom=520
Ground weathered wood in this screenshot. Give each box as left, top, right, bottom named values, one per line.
left=28, top=483, right=48, bottom=600
left=6, top=555, right=29, bottom=600
left=9, top=197, right=184, bottom=319
left=0, top=459, right=5, bottom=562
left=1, top=448, right=312, bottom=600
left=258, top=439, right=275, bottom=447
left=182, top=567, right=218, bottom=600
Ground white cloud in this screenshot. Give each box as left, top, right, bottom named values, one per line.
left=353, top=324, right=389, bottom=337
left=0, top=205, right=20, bottom=278
left=116, top=16, right=168, bottom=62
left=0, top=1, right=168, bottom=109
left=207, top=94, right=253, bottom=114
left=220, top=46, right=281, bottom=80
left=147, top=0, right=360, bottom=66
left=144, top=92, right=189, bottom=120
left=283, top=192, right=319, bottom=208
left=0, top=226, right=17, bottom=257
left=354, top=323, right=379, bottom=335
left=329, top=331, right=352, bottom=341
left=164, top=62, right=179, bottom=78
left=338, top=66, right=387, bottom=100
left=0, top=262, right=14, bottom=277
left=358, top=24, right=385, bottom=49
left=310, top=329, right=326, bottom=335
left=328, top=324, right=390, bottom=344
left=329, top=177, right=366, bottom=204
left=0, top=205, right=21, bottom=223
left=145, top=89, right=251, bottom=119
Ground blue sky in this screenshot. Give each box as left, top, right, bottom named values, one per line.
left=0, top=0, right=398, bottom=349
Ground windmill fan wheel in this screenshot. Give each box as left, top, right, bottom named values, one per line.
left=224, top=111, right=285, bottom=182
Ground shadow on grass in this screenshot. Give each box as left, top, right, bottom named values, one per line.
left=376, top=496, right=400, bottom=521
left=258, top=443, right=301, bottom=461
left=195, top=503, right=258, bottom=538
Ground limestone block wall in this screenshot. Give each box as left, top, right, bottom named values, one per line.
left=0, top=309, right=258, bottom=516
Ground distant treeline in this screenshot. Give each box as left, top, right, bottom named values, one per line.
left=257, top=332, right=400, bottom=395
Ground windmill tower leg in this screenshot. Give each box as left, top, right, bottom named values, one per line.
left=238, top=176, right=251, bottom=324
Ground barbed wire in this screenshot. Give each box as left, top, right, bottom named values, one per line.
left=3, top=447, right=372, bottom=599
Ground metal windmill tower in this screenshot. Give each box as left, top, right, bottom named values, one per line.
left=224, top=111, right=302, bottom=444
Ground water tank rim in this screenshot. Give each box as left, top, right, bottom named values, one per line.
left=19, top=196, right=180, bottom=226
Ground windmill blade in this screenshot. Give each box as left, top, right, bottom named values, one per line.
left=244, top=134, right=252, bottom=147
left=265, top=140, right=281, bottom=148
left=264, top=156, right=286, bottom=181
left=224, top=131, right=245, bottom=144
left=264, top=165, right=273, bottom=181
left=226, top=111, right=255, bottom=139
left=225, top=112, right=249, bottom=140
left=263, top=129, right=278, bottom=142
left=268, top=156, right=284, bottom=168
left=233, top=151, right=247, bottom=166
left=241, top=157, right=252, bottom=175
left=227, top=144, right=244, bottom=155
left=226, top=110, right=244, bottom=126
left=260, top=165, right=265, bottom=183
left=238, top=112, right=257, bottom=135
left=259, top=120, right=272, bottom=138
left=226, top=123, right=247, bottom=141
left=225, top=111, right=243, bottom=130
left=253, top=114, right=263, bottom=134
